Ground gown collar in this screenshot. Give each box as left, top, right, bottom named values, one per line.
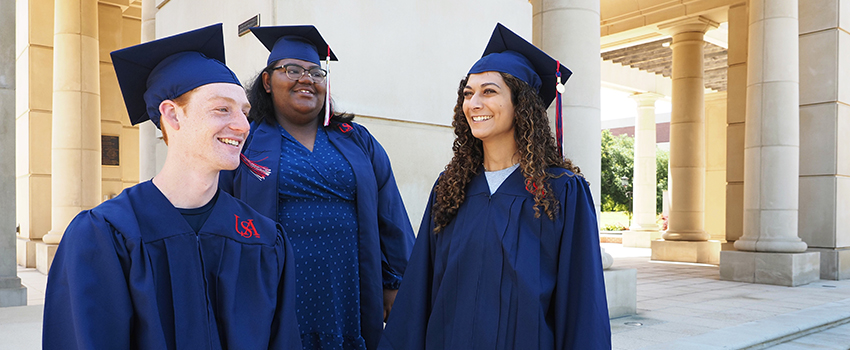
left=468, top=165, right=530, bottom=198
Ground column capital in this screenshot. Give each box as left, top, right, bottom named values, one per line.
left=658, top=16, right=720, bottom=36
left=629, top=92, right=665, bottom=107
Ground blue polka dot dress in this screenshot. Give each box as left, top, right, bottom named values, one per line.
left=277, top=125, right=366, bottom=350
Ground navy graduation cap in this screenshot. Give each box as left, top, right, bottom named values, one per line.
left=250, top=25, right=337, bottom=66
left=468, top=23, right=572, bottom=156
left=111, top=23, right=241, bottom=128
left=468, top=23, right=572, bottom=108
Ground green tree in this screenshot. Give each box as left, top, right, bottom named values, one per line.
left=600, top=130, right=633, bottom=213
left=656, top=147, right=669, bottom=214
left=600, top=129, right=669, bottom=216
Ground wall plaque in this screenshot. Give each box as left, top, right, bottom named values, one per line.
left=102, top=135, right=119, bottom=166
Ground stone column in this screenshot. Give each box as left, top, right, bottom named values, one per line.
left=533, top=0, right=636, bottom=319
left=720, top=0, right=819, bottom=287
left=15, top=0, right=54, bottom=268
left=725, top=3, right=748, bottom=249
left=532, top=0, right=601, bottom=208
left=622, top=92, right=663, bottom=248
left=1, top=0, right=27, bottom=307
left=704, top=92, right=727, bottom=243
left=797, top=0, right=850, bottom=280
left=38, top=0, right=101, bottom=274
left=138, top=0, right=159, bottom=181
left=651, top=17, right=721, bottom=265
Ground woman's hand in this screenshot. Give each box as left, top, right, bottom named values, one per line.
left=383, top=288, right=399, bottom=322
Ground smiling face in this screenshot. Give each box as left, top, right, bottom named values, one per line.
left=462, top=71, right=516, bottom=144
left=262, top=58, right=326, bottom=128
left=173, top=83, right=251, bottom=172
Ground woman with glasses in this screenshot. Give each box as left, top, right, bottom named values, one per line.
left=379, top=24, right=611, bottom=350
left=219, top=25, right=415, bottom=350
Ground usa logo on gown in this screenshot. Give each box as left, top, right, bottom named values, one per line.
left=234, top=214, right=260, bottom=238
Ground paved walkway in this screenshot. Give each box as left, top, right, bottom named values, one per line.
left=4, top=244, right=850, bottom=349
left=604, top=244, right=850, bottom=349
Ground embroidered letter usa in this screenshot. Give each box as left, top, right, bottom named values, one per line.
left=234, top=214, right=260, bottom=238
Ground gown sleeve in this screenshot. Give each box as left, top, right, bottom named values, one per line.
left=42, top=211, right=135, bottom=350
left=361, top=127, right=415, bottom=289
left=552, top=176, right=612, bottom=350
left=267, top=224, right=303, bottom=349
left=377, top=190, right=436, bottom=350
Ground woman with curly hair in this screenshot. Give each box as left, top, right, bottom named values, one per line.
left=219, top=25, right=415, bottom=350
left=379, top=24, right=611, bottom=350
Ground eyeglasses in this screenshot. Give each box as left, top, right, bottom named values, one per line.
left=271, top=64, right=328, bottom=83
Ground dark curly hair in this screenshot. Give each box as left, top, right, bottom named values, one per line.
left=431, top=72, right=582, bottom=233
left=246, top=61, right=354, bottom=126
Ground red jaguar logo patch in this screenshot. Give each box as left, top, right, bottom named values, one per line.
left=234, top=214, right=260, bottom=238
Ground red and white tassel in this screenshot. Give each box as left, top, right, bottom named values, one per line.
left=555, top=60, right=564, bottom=159
left=240, top=153, right=271, bottom=181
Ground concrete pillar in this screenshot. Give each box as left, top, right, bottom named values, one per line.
left=531, top=0, right=601, bottom=208
left=15, top=0, right=55, bottom=268
left=533, top=0, right=634, bottom=318
left=721, top=0, right=819, bottom=287
left=38, top=0, right=102, bottom=274
left=651, top=17, right=721, bottom=265
left=704, top=92, right=727, bottom=243
left=725, top=3, right=748, bottom=249
left=1, top=0, right=27, bottom=307
left=798, top=0, right=850, bottom=280
left=734, top=0, right=806, bottom=254
left=661, top=17, right=716, bottom=242
left=622, top=92, right=662, bottom=248
left=138, top=0, right=159, bottom=181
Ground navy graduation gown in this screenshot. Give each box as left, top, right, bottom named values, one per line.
left=43, top=181, right=301, bottom=350
left=379, top=167, right=611, bottom=350
left=220, top=120, right=415, bottom=349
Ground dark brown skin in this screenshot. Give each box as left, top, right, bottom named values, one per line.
left=262, top=58, right=326, bottom=151
left=383, top=288, right=398, bottom=322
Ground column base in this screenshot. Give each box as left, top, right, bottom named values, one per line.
left=651, top=239, right=721, bottom=265
left=622, top=230, right=662, bottom=248
left=36, top=243, right=58, bottom=275
left=721, top=241, right=737, bottom=251
left=720, top=251, right=820, bottom=287
left=16, top=237, right=39, bottom=268
left=807, top=247, right=850, bottom=280
left=0, top=277, right=27, bottom=307
left=603, top=268, right=637, bottom=319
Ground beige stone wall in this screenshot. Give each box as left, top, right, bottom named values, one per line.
left=15, top=0, right=54, bottom=267
left=705, top=91, right=726, bottom=242
left=97, top=1, right=141, bottom=199
left=798, top=0, right=850, bottom=250
left=725, top=2, right=746, bottom=244
left=353, top=116, right=454, bottom=233
left=15, top=0, right=141, bottom=267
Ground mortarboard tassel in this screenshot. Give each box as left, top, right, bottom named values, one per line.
left=240, top=153, right=271, bottom=181
left=555, top=61, right=564, bottom=159
left=323, top=46, right=332, bottom=127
